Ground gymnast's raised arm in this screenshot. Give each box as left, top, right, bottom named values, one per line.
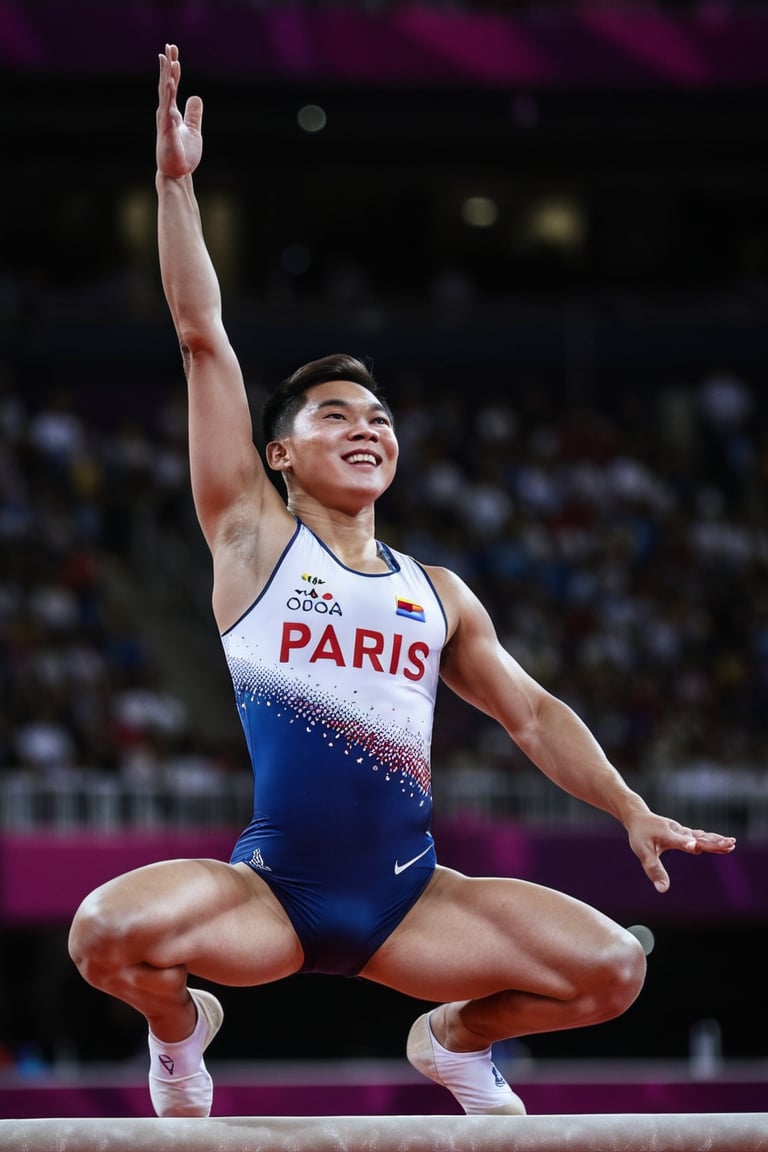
left=155, top=44, right=293, bottom=628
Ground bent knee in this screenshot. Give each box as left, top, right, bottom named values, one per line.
left=68, top=884, right=137, bottom=985
left=593, top=928, right=647, bottom=1019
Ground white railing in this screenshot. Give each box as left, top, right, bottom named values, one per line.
left=1, top=762, right=764, bottom=838
left=0, top=768, right=253, bottom=831
left=437, top=760, right=768, bottom=839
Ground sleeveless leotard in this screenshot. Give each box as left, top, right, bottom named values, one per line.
left=225, top=520, right=447, bottom=975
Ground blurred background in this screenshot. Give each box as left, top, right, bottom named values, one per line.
left=1, top=0, right=767, bottom=1117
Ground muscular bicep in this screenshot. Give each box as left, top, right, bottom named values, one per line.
left=434, top=568, right=547, bottom=739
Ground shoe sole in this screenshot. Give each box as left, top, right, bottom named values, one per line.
left=189, top=988, right=224, bottom=1053
left=406, top=1013, right=442, bottom=1084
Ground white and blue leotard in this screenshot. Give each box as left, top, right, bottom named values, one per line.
left=225, top=520, right=447, bottom=975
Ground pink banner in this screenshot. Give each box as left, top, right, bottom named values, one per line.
left=0, top=828, right=235, bottom=923
left=1, top=817, right=763, bottom=925
left=3, top=1072, right=765, bottom=1120
left=1, top=5, right=768, bottom=87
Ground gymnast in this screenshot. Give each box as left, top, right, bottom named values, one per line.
left=67, top=44, right=736, bottom=1119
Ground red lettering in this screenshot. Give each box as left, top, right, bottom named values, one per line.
left=353, top=629, right=385, bottom=671
left=280, top=622, right=311, bottom=662
left=404, top=641, right=429, bottom=681
left=309, top=623, right=346, bottom=666
left=280, top=622, right=428, bottom=680
left=388, top=632, right=403, bottom=675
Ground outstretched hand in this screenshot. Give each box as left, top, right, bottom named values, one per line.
left=156, top=43, right=203, bottom=178
left=626, top=810, right=735, bottom=893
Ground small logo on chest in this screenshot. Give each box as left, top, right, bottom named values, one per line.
left=287, top=575, right=342, bottom=615
left=396, top=597, right=425, bottom=622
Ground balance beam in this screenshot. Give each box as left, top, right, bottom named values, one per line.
left=0, top=1114, right=766, bottom=1151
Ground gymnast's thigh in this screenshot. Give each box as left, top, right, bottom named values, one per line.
left=71, top=858, right=304, bottom=985
left=358, top=864, right=632, bottom=1003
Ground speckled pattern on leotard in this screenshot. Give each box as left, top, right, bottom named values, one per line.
left=226, top=655, right=431, bottom=800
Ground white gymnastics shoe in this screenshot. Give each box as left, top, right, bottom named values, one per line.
left=148, top=988, right=224, bottom=1118
left=407, top=1011, right=526, bottom=1116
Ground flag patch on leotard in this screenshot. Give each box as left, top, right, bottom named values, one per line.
left=396, top=597, right=425, bottom=622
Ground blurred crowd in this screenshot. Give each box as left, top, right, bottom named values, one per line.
left=0, top=331, right=766, bottom=823
left=382, top=359, right=767, bottom=802
left=0, top=362, right=236, bottom=805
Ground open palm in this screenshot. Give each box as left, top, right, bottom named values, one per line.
left=156, top=43, right=203, bottom=179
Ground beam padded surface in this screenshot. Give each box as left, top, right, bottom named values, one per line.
left=1, top=1113, right=767, bottom=1152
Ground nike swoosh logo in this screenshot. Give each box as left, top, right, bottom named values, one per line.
left=394, top=844, right=433, bottom=875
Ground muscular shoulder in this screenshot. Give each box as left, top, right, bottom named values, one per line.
left=421, top=562, right=542, bottom=723
left=419, top=563, right=485, bottom=644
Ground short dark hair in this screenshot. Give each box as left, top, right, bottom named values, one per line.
left=262, top=353, right=392, bottom=442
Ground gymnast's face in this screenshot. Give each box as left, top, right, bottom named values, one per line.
left=267, top=380, right=399, bottom=509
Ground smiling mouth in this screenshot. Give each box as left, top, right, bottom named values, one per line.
left=343, top=452, right=379, bottom=466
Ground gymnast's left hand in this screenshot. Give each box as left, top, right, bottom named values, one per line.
left=625, top=811, right=736, bottom=894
